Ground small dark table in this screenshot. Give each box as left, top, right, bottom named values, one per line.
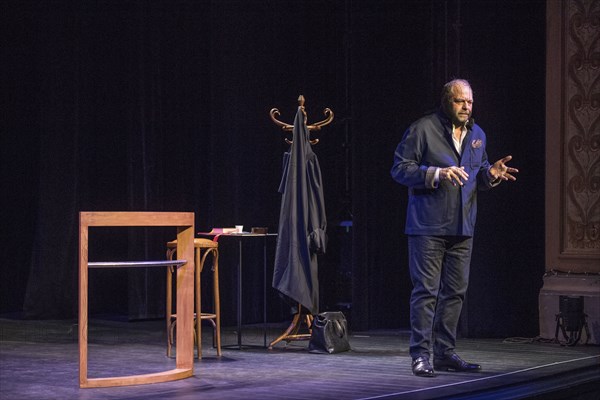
left=199, top=231, right=277, bottom=349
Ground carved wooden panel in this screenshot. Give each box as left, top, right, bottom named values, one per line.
left=546, top=0, right=600, bottom=272
left=565, top=0, right=600, bottom=252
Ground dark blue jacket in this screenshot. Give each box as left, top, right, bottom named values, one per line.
left=391, top=111, right=495, bottom=237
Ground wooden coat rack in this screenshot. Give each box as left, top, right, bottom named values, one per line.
left=270, top=95, right=334, bottom=145
left=268, top=96, right=333, bottom=349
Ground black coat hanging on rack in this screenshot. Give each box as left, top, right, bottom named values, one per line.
left=271, top=97, right=331, bottom=315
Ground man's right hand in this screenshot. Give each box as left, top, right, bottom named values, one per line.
left=440, top=166, right=469, bottom=186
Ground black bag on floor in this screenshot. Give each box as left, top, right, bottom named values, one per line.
left=308, top=311, right=351, bottom=354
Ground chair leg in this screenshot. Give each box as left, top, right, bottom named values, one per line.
left=195, top=247, right=202, bottom=359
left=169, top=318, right=177, bottom=353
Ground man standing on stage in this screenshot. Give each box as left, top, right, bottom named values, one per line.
left=390, top=79, right=518, bottom=377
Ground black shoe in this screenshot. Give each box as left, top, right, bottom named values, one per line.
left=434, top=354, right=481, bottom=372
left=412, top=356, right=435, bottom=377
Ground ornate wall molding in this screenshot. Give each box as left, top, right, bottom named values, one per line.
left=565, top=0, right=600, bottom=252
left=546, top=0, right=600, bottom=272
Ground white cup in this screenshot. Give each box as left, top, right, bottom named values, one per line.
left=235, top=225, right=243, bottom=233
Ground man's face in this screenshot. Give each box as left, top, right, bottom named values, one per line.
left=444, top=84, right=473, bottom=127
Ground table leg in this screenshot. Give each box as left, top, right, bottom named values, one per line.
left=237, top=238, right=243, bottom=349
left=263, top=236, right=267, bottom=347
left=220, top=234, right=274, bottom=350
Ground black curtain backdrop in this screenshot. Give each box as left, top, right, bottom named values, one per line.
left=1, top=0, right=545, bottom=337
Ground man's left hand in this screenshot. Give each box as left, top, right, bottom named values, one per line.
left=490, top=155, right=518, bottom=181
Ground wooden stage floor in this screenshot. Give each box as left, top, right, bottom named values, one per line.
left=1, top=317, right=598, bottom=399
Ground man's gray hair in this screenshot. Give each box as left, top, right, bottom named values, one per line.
left=441, top=79, right=472, bottom=103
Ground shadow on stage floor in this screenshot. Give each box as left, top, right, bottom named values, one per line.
left=1, top=316, right=599, bottom=400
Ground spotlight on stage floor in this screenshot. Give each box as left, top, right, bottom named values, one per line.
left=555, top=295, right=589, bottom=346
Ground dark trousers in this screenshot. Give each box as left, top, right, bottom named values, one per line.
left=408, top=235, right=473, bottom=360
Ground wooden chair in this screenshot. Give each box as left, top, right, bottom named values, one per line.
left=166, top=238, right=221, bottom=358
left=78, top=211, right=195, bottom=388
